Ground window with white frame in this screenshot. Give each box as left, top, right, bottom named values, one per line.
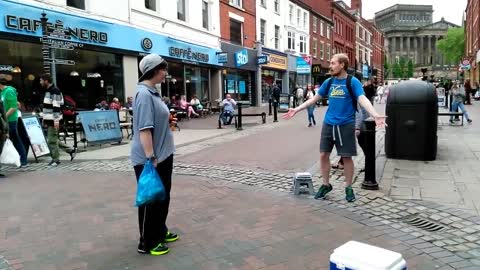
left=359, top=47, right=363, bottom=62
left=320, top=21, right=324, bottom=36
left=274, top=25, right=280, bottom=49
left=177, top=0, right=186, bottom=21
left=297, top=9, right=301, bottom=26
left=289, top=5, right=294, bottom=23
left=67, top=0, right=85, bottom=9
left=260, top=19, right=266, bottom=45
left=299, top=35, right=306, bottom=53
left=202, top=1, right=209, bottom=30
left=230, top=19, right=243, bottom=45
left=303, top=12, right=307, bottom=29
left=326, top=26, right=331, bottom=39
left=365, top=50, right=369, bottom=64
left=260, top=0, right=266, bottom=8
left=312, top=38, right=318, bottom=57
left=326, top=44, right=331, bottom=60
left=229, top=0, right=242, bottom=8
left=287, top=31, right=296, bottom=50
left=274, top=0, right=280, bottom=13
left=312, top=17, right=317, bottom=33
left=320, top=42, right=325, bottom=60
left=356, top=25, right=360, bottom=38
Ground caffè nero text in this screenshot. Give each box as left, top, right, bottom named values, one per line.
left=5, top=15, right=108, bottom=44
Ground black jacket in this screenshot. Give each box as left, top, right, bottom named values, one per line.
left=0, top=99, right=8, bottom=135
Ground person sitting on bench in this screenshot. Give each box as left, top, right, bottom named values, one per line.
left=450, top=82, right=472, bottom=124
left=221, top=94, right=236, bottom=125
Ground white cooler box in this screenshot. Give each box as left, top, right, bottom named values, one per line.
left=330, top=241, right=407, bottom=270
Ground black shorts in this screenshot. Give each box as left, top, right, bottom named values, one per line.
left=320, top=122, right=357, bottom=156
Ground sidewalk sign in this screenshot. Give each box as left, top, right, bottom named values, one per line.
left=20, top=116, right=50, bottom=162
left=78, top=111, right=122, bottom=145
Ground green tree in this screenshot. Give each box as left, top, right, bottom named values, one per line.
left=437, top=27, right=465, bottom=63
left=398, top=57, right=407, bottom=78
left=407, top=59, right=414, bottom=78
left=384, top=60, right=390, bottom=78
left=393, top=62, right=402, bottom=78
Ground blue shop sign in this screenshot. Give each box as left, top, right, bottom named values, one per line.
left=296, top=57, right=311, bottom=74
left=362, top=64, right=369, bottom=78
left=0, top=0, right=222, bottom=66
left=234, top=49, right=249, bottom=67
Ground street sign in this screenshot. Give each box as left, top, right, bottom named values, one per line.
left=45, top=59, right=75, bottom=65
left=257, top=55, right=269, bottom=65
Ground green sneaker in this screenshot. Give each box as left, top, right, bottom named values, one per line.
left=345, top=186, right=356, bottom=202
left=164, top=231, right=179, bottom=243
left=314, top=184, right=333, bottom=200
left=150, top=243, right=170, bottom=256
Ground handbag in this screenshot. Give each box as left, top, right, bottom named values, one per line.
left=0, top=139, right=21, bottom=167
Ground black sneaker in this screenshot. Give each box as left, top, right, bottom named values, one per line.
left=313, top=120, right=317, bottom=125
left=137, top=242, right=147, bottom=254
left=468, top=119, right=473, bottom=124
left=314, top=184, right=333, bottom=200
left=47, top=161, right=60, bottom=167
left=164, top=231, right=179, bottom=243
left=149, top=243, right=170, bottom=256
left=308, top=123, right=312, bottom=127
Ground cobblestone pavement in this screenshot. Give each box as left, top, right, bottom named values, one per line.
left=0, top=171, right=476, bottom=270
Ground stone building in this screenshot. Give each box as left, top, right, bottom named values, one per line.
left=375, top=4, right=459, bottom=79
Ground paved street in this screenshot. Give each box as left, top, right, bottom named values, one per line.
left=3, top=103, right=480, bottom=269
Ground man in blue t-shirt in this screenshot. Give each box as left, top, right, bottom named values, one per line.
left=283, top=54, right=386, bottom=202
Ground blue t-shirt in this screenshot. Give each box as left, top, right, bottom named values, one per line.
left=317, top=76, right=365, bottom=125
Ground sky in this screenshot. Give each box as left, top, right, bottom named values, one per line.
left=346, top=0, right=467, bottom=26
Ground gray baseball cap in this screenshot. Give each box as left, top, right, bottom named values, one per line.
left=138, top=54, right=167, bottom=82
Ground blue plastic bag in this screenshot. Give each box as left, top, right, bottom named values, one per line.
left=135, top=160, right=166, bottom=207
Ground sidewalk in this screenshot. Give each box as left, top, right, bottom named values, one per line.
left=0, top=171, right=451, bottom=270
left=380, top=101, right=480, bottom=215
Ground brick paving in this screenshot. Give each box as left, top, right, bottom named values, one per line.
left=0, top=171, right=461, bottom=270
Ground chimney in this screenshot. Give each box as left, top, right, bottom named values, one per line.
left=351, top=0, right=362, bottom=17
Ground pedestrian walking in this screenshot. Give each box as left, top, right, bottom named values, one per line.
left=40, top=74, right=64, bottom=167
left=0, top=96, right=8, bottom=178
left=465, top=79, right=472, bottom=105
left=450, top=83, right=472, bottom=124
left=296, top=86, right=304, bottom=106
left=131, top=54, right=179, bottom=256
left=0, top=74, right=27, bottom=167
left=306, top=86, right=316, bottom=127
left=376, top=83, right=386, bottom=104
left=283, top=54, right=386, bottom=202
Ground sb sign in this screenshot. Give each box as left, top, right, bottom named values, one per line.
left=234, top=49, right=249, bottom=67
left=257, top=55, right=269, bottom=65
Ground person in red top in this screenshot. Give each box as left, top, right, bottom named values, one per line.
left=109, top=97, right=122, bottom=111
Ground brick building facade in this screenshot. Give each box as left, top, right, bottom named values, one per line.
left=465, top=0, right=480, bottom=84
left=332, top=1, right=356, bottom=72
left=219, top=0, right=256, bottom=48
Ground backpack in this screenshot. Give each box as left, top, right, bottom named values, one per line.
left=325, top=75, right=357, bottom=111
left=62, top=95, right=76, bottom=116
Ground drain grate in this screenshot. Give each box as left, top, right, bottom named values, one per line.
left=402, top=215, right=447, bottom=232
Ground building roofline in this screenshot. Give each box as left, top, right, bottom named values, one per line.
left=374, top=4, right=433, bottom=17
left=333, top=1, right=357, bottom=20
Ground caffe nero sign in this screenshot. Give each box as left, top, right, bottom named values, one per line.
left=4, top=14, right=108, bottom=44
left=169, top=47, right=210, bottom=63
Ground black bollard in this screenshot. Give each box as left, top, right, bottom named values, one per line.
left=361, top=119, right=379, bottom=190
left=273, top=101, right=278, bottom=122
left=269, top=98, right=272, bottom=116
left=237, top=103, right=243, bottom=130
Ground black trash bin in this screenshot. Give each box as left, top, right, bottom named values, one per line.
left=385, top=80, right=438, bottom=161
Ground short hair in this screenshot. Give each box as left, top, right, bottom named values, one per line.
left=332, top=53, right=349, bottom=70
left=139, top=62, right=168, bottom=82
left=40, top=74, right=53, bottom=83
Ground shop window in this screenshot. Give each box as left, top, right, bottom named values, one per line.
left=0, top=39, right=124, bottom=111
left=274, top=25, right=280, bottom=49
left=202, top=1, right=209, bottom=30
left=66, top=0, right=85, bottom=10
left=230, top=19, right=243, bottom=45
left=177, top=0, right=186, bottom=21
left=260, top=19, right=266, bottom=45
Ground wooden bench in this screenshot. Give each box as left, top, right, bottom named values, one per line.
left=234, top=112, right=267, bottom=128
left=438, top=111, right=463, bottom=126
